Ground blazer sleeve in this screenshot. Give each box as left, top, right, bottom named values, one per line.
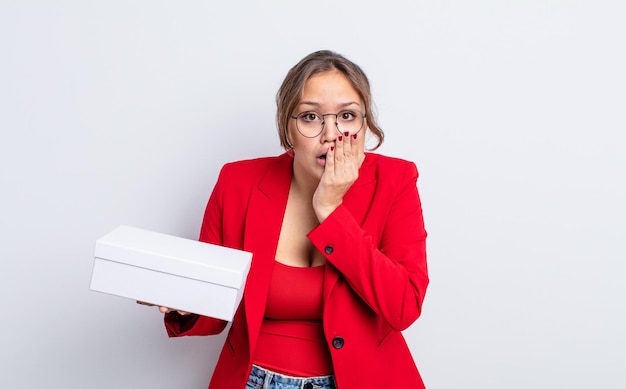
left=307, top=161, right=428, bottom=331
left=164, top=166, right=230, bottom=337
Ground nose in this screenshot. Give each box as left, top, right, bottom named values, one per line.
left=320, top=115, right=339, bottom=143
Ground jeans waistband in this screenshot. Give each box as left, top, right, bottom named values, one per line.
left=248, top=364, right=336, bottom=389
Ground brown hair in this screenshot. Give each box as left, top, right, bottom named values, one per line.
left=276, top=50, right=384, bottom=150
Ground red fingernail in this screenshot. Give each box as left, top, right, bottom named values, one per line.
left=330, top=146, right=334, bottom=151
left=352, top=134, right=357, bottom=139
left=338, top=136, right=343, bottom=141
left=344, top=131, right=349, bottom=137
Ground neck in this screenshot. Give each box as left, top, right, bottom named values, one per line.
left=291, top=169, right=319, bottom=199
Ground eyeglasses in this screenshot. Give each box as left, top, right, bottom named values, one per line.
left=291, top=110, right=366, bottom=138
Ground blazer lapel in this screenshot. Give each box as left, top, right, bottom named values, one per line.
left=242, top=153, right=293, bottom=354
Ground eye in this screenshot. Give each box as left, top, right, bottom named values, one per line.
left=338, top=110, right=357, bottom=121
left=299, top=112, right=321, bottom=122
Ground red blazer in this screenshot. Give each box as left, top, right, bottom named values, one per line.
left=165, top=152, right=429, bottom=389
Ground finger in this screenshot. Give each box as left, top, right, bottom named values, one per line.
left=349, top=132, right=356, bottom=153
left=333, top=133, right=344, bottom=171
left=159, top=306, right=170, bottom=313
left=339, top=131, right=355, bottom=173
left=334, top=132, right=347, bottom=169
left=351, top=131, right=363, bottom=165
left=325, top=143, right=336, bottom=175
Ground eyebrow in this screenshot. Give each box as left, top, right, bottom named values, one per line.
left=298, top=101, right=361, bottom=109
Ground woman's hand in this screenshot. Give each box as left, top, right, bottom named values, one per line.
left=136, top=301, right=190, bottom=315
left=313, top=131, right=365, bottom=222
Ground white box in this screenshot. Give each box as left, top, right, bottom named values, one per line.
left=90, top=225, right=252, bottom=321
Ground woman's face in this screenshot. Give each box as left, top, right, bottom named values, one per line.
left=289, top=70, right=367, bottom=185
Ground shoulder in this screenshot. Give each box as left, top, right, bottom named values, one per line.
left=215, top=153, right=292, bottom=190
left=363, top=153, right=419, bottom=180
left=220, top=155, right=284, bottom=176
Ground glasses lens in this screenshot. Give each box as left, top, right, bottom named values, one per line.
left=296, top=111, right=364, bottom=138
left=336, top=110, right=364, bottom=135
left=296, top=112, right=323, bottom=137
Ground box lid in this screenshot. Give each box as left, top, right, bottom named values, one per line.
left=94, top=225, right=252, bottom=288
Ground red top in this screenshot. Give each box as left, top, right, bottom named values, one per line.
left=252, top=261, right=333, bottom=376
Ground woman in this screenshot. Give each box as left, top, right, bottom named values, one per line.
left=160, top=50, right=429, bottom=389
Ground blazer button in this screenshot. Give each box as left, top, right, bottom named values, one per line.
left=332, top=336, right=344, bottom=349
left=324, top=245, right=334, bottom=254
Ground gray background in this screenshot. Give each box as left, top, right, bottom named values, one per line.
left=1, top=1, right=624, bottom=388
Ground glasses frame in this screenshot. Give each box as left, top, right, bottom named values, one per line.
left=291, top=111, right=367, bottom=138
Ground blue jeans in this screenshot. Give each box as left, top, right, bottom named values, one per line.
left=245, top=365, right=337, bottom=389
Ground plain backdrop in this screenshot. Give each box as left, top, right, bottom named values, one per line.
left=1, top=1, right=624, bottom=388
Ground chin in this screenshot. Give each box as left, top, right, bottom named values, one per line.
left=306, top=167, right=323, bottom=181
left=308, top=166, right=325, bottom=182
left=293, top=161, right=321, bottom=182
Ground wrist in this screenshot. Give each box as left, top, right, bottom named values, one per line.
left=314, top=203, right=340, bottom=223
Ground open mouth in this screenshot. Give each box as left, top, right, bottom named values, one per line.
left=316, top=153, right=327, bottom=166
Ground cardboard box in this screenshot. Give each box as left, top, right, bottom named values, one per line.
left=90, top=225, right=252, bottom=321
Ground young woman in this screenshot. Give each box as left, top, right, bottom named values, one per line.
left=160, top=50, right=429, bottom=389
